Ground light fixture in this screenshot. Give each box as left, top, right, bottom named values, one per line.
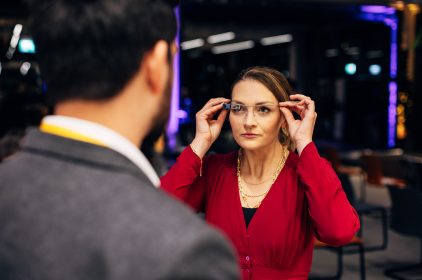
left=211, top=41, right=254, bottom=54
left=260, top=34, right=292, bottom=46
left=207, top=32, right=235, bottom=44
left=345, top=63, right=357, bottom=75
left=20, top=62, right=31, bottom=76
left=369, top=64, right=382, bottom=75
left=18, top=38, right=36, bottom=53
left=325, top=49, right=339, bottom=57
left=180, top=39, right=204, bottom=51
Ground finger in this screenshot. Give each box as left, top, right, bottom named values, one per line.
left=279, top=103, right=306, bottom=111
left=288, top=106, right=306, bottom=118
left=280, top=107, right=295, bottom=126
left=197, top=99, right=230, bottom=117
left=289, top=94, right=311, bottom=102
left=200, top=98, right=230, bottom=112
left=201, top=103, right=227, bottom=119
left=216, top=107, right=229, bottom=126
left=280, top=103, right=306, bottom=115
left=303, top=98, right=315, bottom=113
left=279, top=100, right=303, bottom=107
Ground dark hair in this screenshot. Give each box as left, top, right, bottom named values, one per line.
left=232, top=66, right=295, bottom=151
left=27, top=0, right=178, bottom=105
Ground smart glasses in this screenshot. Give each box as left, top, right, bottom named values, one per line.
left=223, top=103, right=278, bottom=118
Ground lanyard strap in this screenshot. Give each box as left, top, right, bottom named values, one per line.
left=40, top=123, right=106, bottom=147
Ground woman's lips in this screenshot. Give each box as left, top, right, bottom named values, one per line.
left=241, top=133, right=259, bottom=139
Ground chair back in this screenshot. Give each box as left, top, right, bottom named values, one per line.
left=322, top=147, right=341, bottom=172
left=361, top=154, right=383, bottom=186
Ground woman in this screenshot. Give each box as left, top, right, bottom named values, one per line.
left=161, top=66, right=360, bottom=280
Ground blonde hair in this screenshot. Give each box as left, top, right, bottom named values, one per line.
left=232, top=66, right=295, bottom=151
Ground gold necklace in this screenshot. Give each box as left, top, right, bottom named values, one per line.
left=242, top=176, right=273, bottom=185
left=237, top=147, right=288, bottom=208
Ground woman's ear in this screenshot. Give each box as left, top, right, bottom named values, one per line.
left=279, top=116, right=287, bottom=128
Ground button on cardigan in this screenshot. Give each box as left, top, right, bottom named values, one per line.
left=161, top=142, right=360, bottom=280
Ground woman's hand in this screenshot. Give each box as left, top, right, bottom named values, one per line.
left=190, top=98, right=230, bottom=159
left=279, top=94, right=317, bottom=155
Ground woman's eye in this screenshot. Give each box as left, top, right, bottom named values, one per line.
left=258, top=106, right=270, bottom=113
left=231, top=105, right=243, bottom=113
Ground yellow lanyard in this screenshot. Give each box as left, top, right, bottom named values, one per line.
left=40, top=123, right=106, bottom=147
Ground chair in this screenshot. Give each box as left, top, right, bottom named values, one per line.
left=338, top=172, right=388, bottom=252
left=310, top=171, right=389, bottom=280
left=311, top=236, right=366, bottom=280
left=384, top=185, right=422, bottom=280
left=360, top=153, right=406, bottom=189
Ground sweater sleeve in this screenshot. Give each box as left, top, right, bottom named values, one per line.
left=160, top=146, right=206, bottom=212
left=296, top=142, right=360, bottom=246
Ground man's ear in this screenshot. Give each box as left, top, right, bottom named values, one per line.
left=144, top=40, right=170, bottom=95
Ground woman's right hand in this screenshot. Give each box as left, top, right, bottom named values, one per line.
left=190, top=98, right=230, bottom=159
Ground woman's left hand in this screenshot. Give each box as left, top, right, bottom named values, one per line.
left=279, top=94, right=317, bottom=155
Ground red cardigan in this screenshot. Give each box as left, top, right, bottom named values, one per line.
left=161, top=143, right=360, bottom=280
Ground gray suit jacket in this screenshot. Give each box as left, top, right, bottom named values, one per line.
left=0, top=128, right=239, bottom=280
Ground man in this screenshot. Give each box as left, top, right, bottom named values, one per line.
left=0, top=0, right=239, bottom=279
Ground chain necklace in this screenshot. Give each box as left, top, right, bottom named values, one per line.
left=242, top=176, right=273, bottom=185
left=237, top=147, right=288, bottom=208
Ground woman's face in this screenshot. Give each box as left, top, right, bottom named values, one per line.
left=229, top=79, right=284, bottom=151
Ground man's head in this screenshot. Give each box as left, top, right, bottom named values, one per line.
left=27, top=0, right=177, bottom=105
left=27, top=0, right=178, bottom=146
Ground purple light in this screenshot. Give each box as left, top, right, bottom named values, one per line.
left=385, top=17, right=398, bottom=79
left=361, top=5, right=395, bottom=15
left=360, top=5, right=398, bottom=147
left=166, top=6, right=180, bottom=149
left=176, top=109, right=188, bottom=119
left=388, top=81, right=397, bottom=147
left=390, top=42, right=397, bottom=79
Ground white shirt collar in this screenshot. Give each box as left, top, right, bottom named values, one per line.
left=41, top=115, right=160, bottom=188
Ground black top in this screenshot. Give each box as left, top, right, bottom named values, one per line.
left=242, top=207, right=258, bottom=228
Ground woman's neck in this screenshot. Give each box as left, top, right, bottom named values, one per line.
left=240, top=142, right=285, bottom=181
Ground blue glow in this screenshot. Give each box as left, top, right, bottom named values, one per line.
left=184, top=97, right=192, bottom=106
left=345, top=63, right=357, bottom=75
left=18, top=38, right=36, bottom=53
left=369, top=64, right=381, bottom=75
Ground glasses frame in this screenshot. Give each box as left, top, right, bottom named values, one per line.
left=223, top=103, right=279, bottom=119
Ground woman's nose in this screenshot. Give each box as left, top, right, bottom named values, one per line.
left=244, top=109, right=258, bottom=126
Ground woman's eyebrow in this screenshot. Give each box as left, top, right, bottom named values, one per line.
left=231, top=100, right=276, bottom=105
left=231, top=100, right=245, bottom=105
left=255, top=102, right=277, bottom=105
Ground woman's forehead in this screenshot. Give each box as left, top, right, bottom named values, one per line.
left=232, top=80, right=278, bottom=103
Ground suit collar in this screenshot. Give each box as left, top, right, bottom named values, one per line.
left=40, top=116, right=160, bottom=187
left=21, top=128, right=156, bottom=186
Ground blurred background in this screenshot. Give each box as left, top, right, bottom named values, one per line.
left=176, top=0, right=421, bottom=155
left=1, top=0, right=422, bottom=279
